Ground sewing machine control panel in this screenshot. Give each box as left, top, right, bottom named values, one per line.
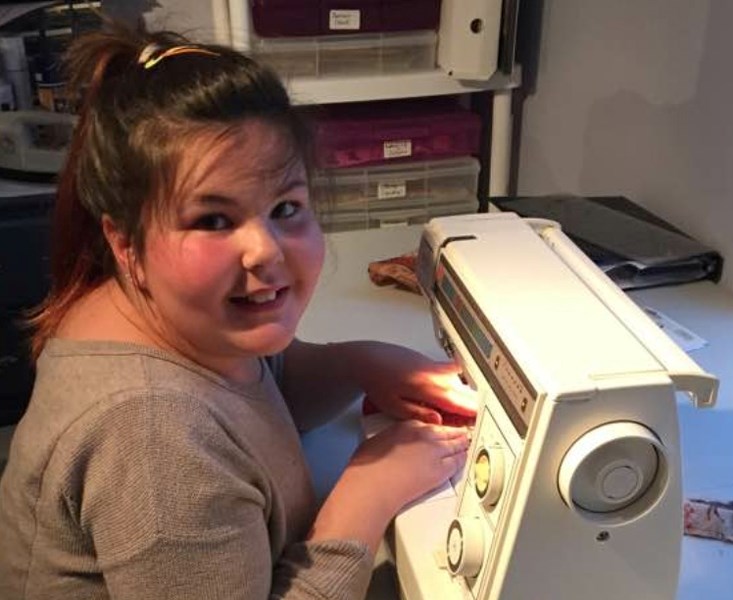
left=446, top=405, right=516, bottom=588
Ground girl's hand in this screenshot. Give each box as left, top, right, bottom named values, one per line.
left=308, top=420, right=470, bottom=553
left=350, top=420, right=470, bottom=511
left=359, top=344, right=478, bottom=424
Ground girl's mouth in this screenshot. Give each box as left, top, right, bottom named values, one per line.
left=243, top=289, right=277, bottom=304
left=228, top=288, right=287, bottom=311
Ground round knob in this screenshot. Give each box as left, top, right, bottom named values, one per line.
left=558, top=422, right=665, bottom=516
left=473, top=446, right=505, bottom=507
left=601, top=463, right=641, bottom=500
left=446, top=516, right=485, bottom=577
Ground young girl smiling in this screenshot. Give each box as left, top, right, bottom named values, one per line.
left=0, top=23, right=475, bottom=600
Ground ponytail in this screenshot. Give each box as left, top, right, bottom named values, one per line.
left=29, top=26, right=144, bottom=359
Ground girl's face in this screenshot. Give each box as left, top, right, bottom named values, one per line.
left=136, top=120, right=324, bottom=380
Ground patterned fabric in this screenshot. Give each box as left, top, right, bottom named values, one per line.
left=368, top=251, right=420, bottom=294
left=684, top=499, right=733, bottom=544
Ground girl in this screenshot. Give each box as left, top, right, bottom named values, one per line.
left=0, top=23, right=475, bottom=600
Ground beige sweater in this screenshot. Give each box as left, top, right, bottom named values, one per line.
left=0, top=340, right=372, bottom=599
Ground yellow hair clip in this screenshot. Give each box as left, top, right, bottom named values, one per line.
left=139, top=44, right=219, bottom=70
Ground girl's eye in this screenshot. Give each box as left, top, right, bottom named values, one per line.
left=271, top=200, right=301, bottom=220
left=192, top=213, right=232, bottom=231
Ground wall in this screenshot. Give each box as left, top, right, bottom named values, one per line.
left=516, top=0, right=733, bottom=291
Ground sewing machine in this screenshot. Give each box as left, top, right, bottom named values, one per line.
left=390, top=213, right=718, bottom=600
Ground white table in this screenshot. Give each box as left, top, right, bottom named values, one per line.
left=297, top=226, right=733, bottom=600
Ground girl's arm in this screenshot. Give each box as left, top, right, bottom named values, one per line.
left=282, top=339, right=477, bottom=431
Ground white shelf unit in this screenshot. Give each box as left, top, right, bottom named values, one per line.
left=147, top=0, right=522, bottom=198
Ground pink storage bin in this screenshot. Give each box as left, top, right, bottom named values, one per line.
left=250, top=0, right=441, bottom=38
left=311, top=99, right=481, bottom=169
left=250, top=1, right=321, bottom=37
left=378, top=0, right=442, bottom=32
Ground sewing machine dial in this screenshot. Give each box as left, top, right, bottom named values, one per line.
left=473, top=446, right=505, bottom=507
left=558, top=421, right=668, bottom=522
left=446, top=516, right=485, bottom=577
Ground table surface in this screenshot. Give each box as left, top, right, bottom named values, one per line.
left=297, top=225, right=733, bottom=600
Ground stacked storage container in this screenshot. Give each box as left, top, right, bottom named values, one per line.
left=308, top=97, right=481, bottom=231
left=245, top=1, right=482, bottom=230
left=248, top=0, right=442, bottom=78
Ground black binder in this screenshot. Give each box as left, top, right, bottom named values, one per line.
left=491, top=195, right=724, bottom=290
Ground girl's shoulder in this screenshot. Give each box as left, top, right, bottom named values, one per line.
left=32, top=339, right=283, bottom=453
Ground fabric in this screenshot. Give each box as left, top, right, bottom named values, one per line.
left=684, top=498, right=733, bottom=544
left=0, top=339, right=372, bottom=600
left=367, top=251, right=420, bottom=294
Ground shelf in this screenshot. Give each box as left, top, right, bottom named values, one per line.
left=285, top=67, right=521, bottom=105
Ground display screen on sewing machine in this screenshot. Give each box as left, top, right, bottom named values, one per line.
left=434, top=254, right=536, bottom=437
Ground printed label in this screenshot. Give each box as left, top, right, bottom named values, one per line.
left=379, top=219, right=410, bottom=228
left=377, top=182, right=407, bottom=200
left=329, top=10, right=361, bottom=30
left=383, top=139, right=412, bottom=159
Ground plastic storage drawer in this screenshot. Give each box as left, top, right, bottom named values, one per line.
left=312, top=99, right=481, bottom=169
left=313, top=157, right=480, bottom=231
left=251, top=30, right=436, bottom=79
left=250, top=0, right=442, bottom=37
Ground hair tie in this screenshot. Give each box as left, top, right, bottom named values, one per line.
left=138, top=43, right=161, bottom=65
left=138, top=44, right=219, bottom=70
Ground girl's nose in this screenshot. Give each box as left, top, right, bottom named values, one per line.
left=239, top=219, right=285, bottom=270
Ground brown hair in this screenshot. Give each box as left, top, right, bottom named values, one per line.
left=29, top=21, right=314, bottom=359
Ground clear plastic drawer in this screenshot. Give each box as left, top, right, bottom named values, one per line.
left=313, top=156, right=480, bottom=231
left=250, top=30, right=437, bottom=79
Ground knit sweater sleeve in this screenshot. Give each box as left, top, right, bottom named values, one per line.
left=61, top=391, right=373, bottom=600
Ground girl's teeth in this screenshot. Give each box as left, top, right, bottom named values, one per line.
left=247, top=290, right=277, bottom=304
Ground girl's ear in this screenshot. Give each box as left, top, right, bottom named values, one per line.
left=101, top=214, right=144, bottom=287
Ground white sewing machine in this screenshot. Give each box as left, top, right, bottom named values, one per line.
left=390, top=213, right=718, bottom=600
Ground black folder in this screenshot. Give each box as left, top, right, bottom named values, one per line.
left=491, top=195, right=723, bottom=290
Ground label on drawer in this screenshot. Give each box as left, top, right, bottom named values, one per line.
left=379, top=219, right=410, bottom=228
left=383, top=139, right=412, bottom=159
left=329, top=10, right=361, bottom=30
left=377, top=182, right=407, bottom=199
